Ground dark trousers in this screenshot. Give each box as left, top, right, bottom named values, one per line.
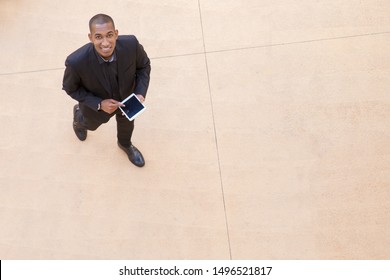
left=76, top=103, right=134, bottom=147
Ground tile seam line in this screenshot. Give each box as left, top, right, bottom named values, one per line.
left=1, top=31, right=389, bottom=76
left=0, top=67, right=65, bottom=76
left=198, top=0, right=233, bottom=260
left=204, top=30, right=390, bottom=54
left=153, top=30, right=390, bottom=58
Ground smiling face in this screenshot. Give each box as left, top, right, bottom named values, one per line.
left=88, top=22, right=118, bottom=60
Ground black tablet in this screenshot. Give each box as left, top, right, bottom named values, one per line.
left=119, top=93, right=146, bottom=121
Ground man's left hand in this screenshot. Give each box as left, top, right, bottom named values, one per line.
left=136, top=94, right=145, bottom=103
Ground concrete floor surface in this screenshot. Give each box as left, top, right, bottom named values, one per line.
left=0, top=0, right=389, bottom=259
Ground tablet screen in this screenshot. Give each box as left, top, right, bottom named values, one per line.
left=120, top=94, right=145, bottom=121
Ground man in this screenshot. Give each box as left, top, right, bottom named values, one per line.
left=62, top=14, right=151, bottom=167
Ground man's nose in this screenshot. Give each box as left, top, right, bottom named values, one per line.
left=102, top=37, right=110, bottom=46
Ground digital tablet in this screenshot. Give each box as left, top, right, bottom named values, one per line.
left=119, top=93, right=146, bottom=121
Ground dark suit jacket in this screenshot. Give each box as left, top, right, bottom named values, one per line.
left=62, top=35, right=151, bottom=111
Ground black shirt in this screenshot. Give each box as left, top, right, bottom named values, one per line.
left=94, top=49, right=120, bottom=100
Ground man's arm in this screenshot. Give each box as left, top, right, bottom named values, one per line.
left=62, top=61, right=102, bottom=111
left=134, top=41, right=151, bottom=98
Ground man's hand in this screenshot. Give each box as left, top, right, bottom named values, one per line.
left=136, top=94, right=145, bottom=103
left=100, top=99, right=124, bottom=114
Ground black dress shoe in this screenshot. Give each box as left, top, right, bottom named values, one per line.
left=118, top=142, right=145, bottom=167
left=73, top=105, right=87, bottom=141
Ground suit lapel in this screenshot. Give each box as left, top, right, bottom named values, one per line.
left=116, top=42, right=134, bottom=99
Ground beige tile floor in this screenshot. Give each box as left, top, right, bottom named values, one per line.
left=0, top=0, right=389, bottom=259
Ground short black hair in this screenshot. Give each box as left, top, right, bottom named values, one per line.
left=89, top=14, right=115, bottom=32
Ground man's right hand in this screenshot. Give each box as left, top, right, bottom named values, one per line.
left=100, top=99, right=125, bottom=114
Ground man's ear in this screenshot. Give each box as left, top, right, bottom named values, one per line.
left=88, top=33, right=92, bottom=42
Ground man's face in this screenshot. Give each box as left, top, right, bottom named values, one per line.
left=88, top=22, right=118, bottom=60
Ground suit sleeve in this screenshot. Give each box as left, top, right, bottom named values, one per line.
left=62, top=59, right=102, bottom=111
left=134, top=40, right=151, bottom=98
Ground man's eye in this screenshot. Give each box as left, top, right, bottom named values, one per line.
left=107, top=34, right=113, bottom=38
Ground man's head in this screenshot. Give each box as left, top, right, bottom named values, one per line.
left=88, top=14, right=118, bottom=60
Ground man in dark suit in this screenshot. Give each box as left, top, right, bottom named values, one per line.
left=62, top=14, right=151, bottom=167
